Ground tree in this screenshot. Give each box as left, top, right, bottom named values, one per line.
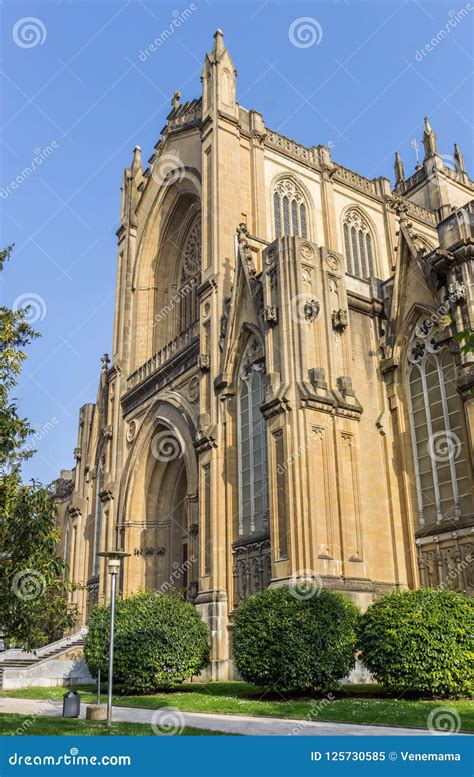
left=233, top=586, right=360, bottom=693
left=0, top=246, right=76, bottom=651
left=84, top=591, right=210, bottom=693
left=358, top=588, right=473, bottom=698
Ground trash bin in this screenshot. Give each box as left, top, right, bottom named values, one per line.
left=63, top=690, right=80, bottom=718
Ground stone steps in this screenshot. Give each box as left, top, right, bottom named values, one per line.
left=0, top=637, right=84, bottom=689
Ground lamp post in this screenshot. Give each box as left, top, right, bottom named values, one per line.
left=97, top=550, right=130, bottom=727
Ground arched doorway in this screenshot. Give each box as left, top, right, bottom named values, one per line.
left=143, top=434, right=190, bottom=594
left=120, top=401, right=199, bottom=600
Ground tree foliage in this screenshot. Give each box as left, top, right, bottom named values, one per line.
left=358, top=588, right=474, bottom=698
left=233, top=586, right=360, bottom=693
left=0, top=246, right=76, bottom=650
left=84, top=591, right=210, bottom=693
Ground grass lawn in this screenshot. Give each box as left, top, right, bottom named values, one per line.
left=0, top=713, right=226, bottom=736
left=1, top=683, right=472, bottom=732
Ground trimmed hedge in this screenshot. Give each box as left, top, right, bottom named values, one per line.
left=84, top=591, right=210, bottom=693
left=358, top=588, right=474, bottom=698
left=233, top=586, right=360, bottom=693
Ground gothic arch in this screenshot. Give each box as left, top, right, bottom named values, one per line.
left=403, top=315, right=472, bottom=525
left=130, top=170, right=201, bottom=371
left=394, top=302, right=438, bottom=366
left=341, top=205, right=378, bottom=279
left=270, top=173, right=313, bottom=241
left=118, top=396, right=198, bottom=594
left=226, top=323, right=264, bottom=393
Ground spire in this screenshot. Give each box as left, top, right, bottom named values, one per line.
left=453, top=143, right=466, bottom=173
left=422, top=116, right=438, bottom=158
left=202, top=28, right=237, bottom=117
left=394, top=152, right=405, bottom=185
left=212, top=29, right=225, bottom=60
left=131, top=145, right=142, bottom=175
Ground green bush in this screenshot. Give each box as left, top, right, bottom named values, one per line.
left=84, top=591, right=210, bottom=693
left=233, top=586, right=360, bottom=693
left=358, top=588, right=474, bottom=698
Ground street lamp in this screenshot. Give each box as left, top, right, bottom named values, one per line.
left=97, top=550, right=130, bottom=727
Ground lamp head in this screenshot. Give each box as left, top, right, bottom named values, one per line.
left=97, top=550, right=130, bottom=575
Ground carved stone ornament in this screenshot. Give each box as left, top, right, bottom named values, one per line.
left=299, top=243, right=314, bottom=260
left=198, top=353, right=210, bottom=371
left=73, top=447, right=82, bottom=461
left=182, top=218, right=201, bottom=278
left=326, top=254, right=340, bottom=272
left=332, top=308, right=348, bottom=332
left=265, top=247, right=277, bottom=266
left=186, top=375, right=200, bottom=403
left=236, top=223, right=257, bottom=277
left=408, top=324, right=442, bottom=365
left=304, top=299, right=320, bottom=322
left=126, top=419, right=138, bottom=443
left=448, top=280, right=467, bottom=304
left=262, top=305, right=278, bottom=325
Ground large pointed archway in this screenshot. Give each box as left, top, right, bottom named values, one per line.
left=142, top=429, right=190, bottom=593
left=119, top=397, right=198, bottom=599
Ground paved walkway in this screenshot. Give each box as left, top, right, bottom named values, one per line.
left=0, top=697, right=444, bottom=736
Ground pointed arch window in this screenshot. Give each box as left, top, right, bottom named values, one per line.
left=407, top=322, right=472, bottom=525
left=343, top=210, right=375, bottom=279
left=178, top=216, right=200, bottom=333
left=273, top=179, right=308, bottom=239
left=238, top=339, right=269, bottom=537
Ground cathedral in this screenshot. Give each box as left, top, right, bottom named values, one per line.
left=53, top=31, right=474, bottom=679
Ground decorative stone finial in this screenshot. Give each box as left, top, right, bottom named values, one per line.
left=453, top=143, right=465, bottom=173
left=212, top=29, right=225, bottom=58
left=171, top=90, right=181, bottom=110
left=131, top=145, right=142, bottom=174
left=101, top=353, right=110, bottom=370
left=394, top=152, right=405, bottom=184
left=422, top=116, right=438, bottom=158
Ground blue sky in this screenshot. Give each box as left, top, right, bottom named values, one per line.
left=1, top=0, right=472, bottom=485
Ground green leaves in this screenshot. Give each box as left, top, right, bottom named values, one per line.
left=454, top=329, right=474, bottom=356
left=84, top=591, right=210, bottom=693
left=0, top=245, right=76, bottom=650
left=233, top=587, right=360, bottom=693
left=0, top=476, right=77, bottom=651
left=358, top=589, right=474, bottom=698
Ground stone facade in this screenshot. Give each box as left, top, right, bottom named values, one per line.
left=53, top=31, right=474, bottom=679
